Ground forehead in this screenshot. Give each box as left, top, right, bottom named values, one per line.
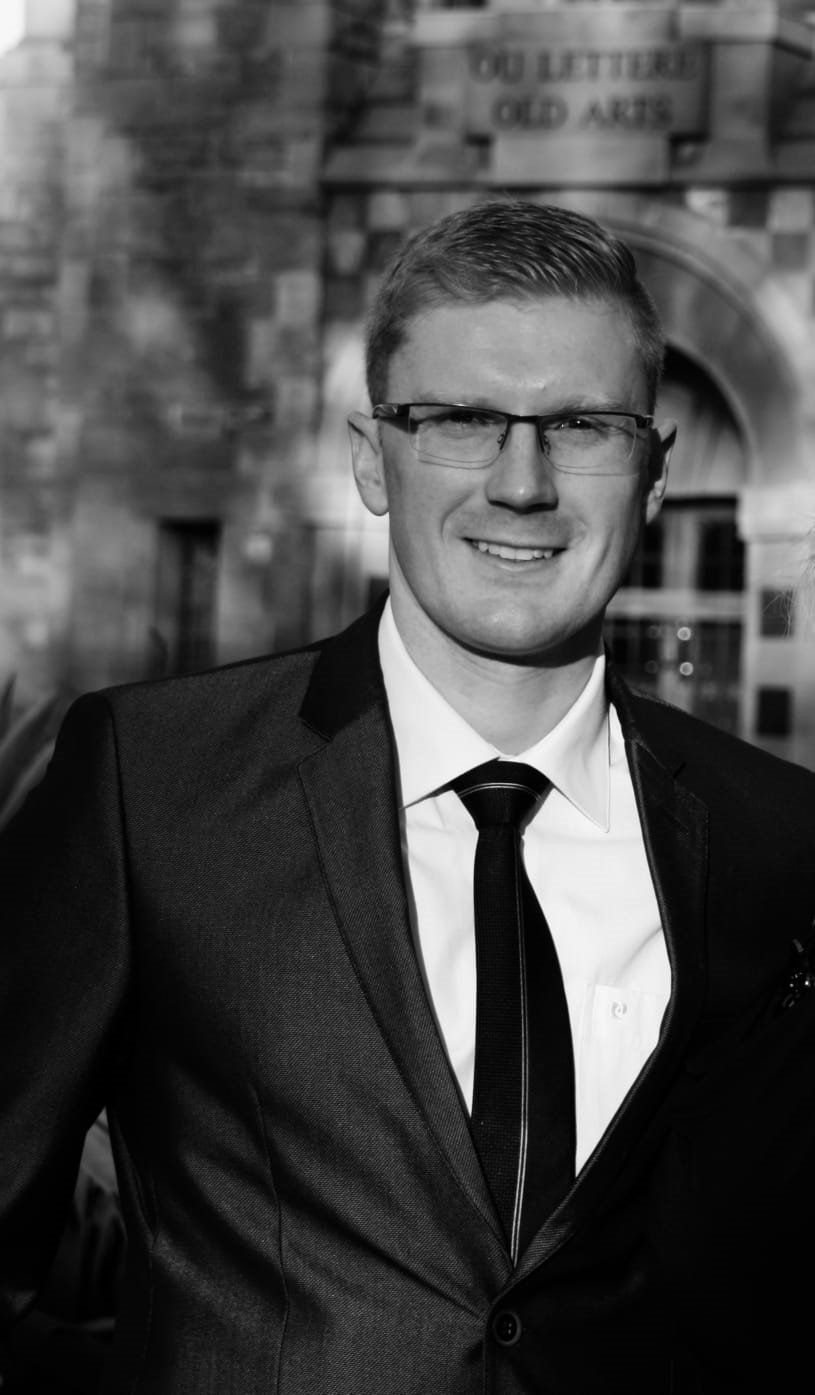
left=387, top=296, right=646, bottom=404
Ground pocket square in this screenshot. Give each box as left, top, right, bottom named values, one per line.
left=777, top=925, right=815, bottom=1014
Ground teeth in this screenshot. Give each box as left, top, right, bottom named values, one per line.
left=472, top=540, right=555, bottom=561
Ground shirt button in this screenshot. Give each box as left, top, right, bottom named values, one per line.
left=492, top=1309, right=522, bottom=1345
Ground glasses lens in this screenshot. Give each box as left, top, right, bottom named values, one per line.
left=544, top=414, right=642, bottom=474
left=410, top=406, right=506, bottom=467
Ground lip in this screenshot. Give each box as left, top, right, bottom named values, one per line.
left=467, top=538, right=564, bottom=562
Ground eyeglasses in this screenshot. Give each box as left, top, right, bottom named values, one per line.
left=372, top=402, right=654, bottom=475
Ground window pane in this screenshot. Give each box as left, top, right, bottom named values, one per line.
left=697, top=517, right=744, bottom=592
left=756, top=687, right=792, bottom=737
left=622, top=517, right=663, bottom=589
left=693, top=621, right=741, bottom=730
left=622, top=501, right=743, bottom=593
left=604, top=618, right=661, bottom=692
left=154, top=520, right=221, bottom=676
left=759, top=589, right=793, bottom=638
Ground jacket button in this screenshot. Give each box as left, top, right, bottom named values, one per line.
left=492, top=1309, right=522, bottom=1346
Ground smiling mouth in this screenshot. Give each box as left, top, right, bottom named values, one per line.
left=469, top=539, right=560, bottom=562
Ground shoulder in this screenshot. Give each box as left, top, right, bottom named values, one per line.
left=55, top=601, right=387, bottom=776
left=104, top=641, right=322, bottom=718
left=62, top=640, right=329, bottom=773
left=619, top=680, right=815, bottom=805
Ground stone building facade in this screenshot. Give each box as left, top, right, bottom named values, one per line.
left=1, top=0, right=815, bottom=768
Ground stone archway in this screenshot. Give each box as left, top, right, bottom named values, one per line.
left=573, top=194, right=801, bottom=736
left=557, top=193, right=806, bottom=482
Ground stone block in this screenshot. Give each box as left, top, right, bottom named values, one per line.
left=677, top=137, right=773, bottom=180
left=768, top=185, right=815, bottom=230
left=0, top=251, right=56, bottom=282
left=727, top=186, right=770, bottom=228
left=246, top=316, right=279, bottom=390
left=26, top=0, right=76, bottom=41
left=416, top=4, right=676, bottom=47
left=368, top=229, right=403, bottom=273
left=685, top=185, right=730, bottom=225
left=0, top=43, right=73, bottom=87
left=275, top=269, right=322, bottom=328
left=328, top=192, right=366, bottom=230
left=0, top=220, right=40, bottom=252
left=680, top=1, right=815, bottom=54
left=2, top=306, right=56, bottom=340
left=418, top=44, right=468, bottom=133
left=326, top=225, right=367, bottom=276
left=774, top=139, right=815, bottom=179
left=491, top=131, right=670, bottom=185
left=323, top=276, right=365, bottom=322
left=707, top=41, right=773, bottom=143
left=366, top=44, right=415, bottom=104
left=727, top=226, right=772, bottom=264
left=265, top=4, right=332, bottom=50
left=171, top=9, right=218, bottom=56
left=771, top=228, right=812, bottom=271
left=405, top=189, right=476, bottom=229
left=400, top=132, right=483, bottom=181
left=273, top=373, right=320, bottom=428
left=0, top=368, right=56, bottom=434
left=242, top=133, right=323, bottom=191
left=366, top=189, right=409, bottom=231
left=275, top=51, right=329, bottom=112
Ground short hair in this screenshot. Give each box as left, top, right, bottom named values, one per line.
left=365, top=199, right=666, bottom=409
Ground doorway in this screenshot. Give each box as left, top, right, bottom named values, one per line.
left=606, top=349, right=748, bottom=735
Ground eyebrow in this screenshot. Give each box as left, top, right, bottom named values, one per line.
left=408, top=395, right=643, bottom=414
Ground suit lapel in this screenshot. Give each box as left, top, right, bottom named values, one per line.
left=298, top=621, right=712, bottom=1271
left=518, top=668, right=710, bottom=1274
left=297, top=605, right=503, bottom=1243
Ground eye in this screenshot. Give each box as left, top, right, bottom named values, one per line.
left=552, top=415, right=605, bottom=435
left=428, top=407, right=503, bottom=435
left=444, top=408, right=498, bottom=427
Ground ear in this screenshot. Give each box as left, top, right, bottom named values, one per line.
left=644, top=418, right=675, bottom=524
left=348, top=410, right=390, bottom=517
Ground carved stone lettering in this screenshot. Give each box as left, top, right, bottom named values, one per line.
left=492, top=95, right=569, bottom=131
left=579, top=94, right=673, bottom=132
left=462, top=39, right=707, bottom=138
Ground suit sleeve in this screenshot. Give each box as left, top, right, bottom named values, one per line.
left=0, top=693, right=132, bottom=1328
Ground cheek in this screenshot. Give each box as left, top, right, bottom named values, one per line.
left=387, top=490, right=443, bottom=581
left=592, top=491, right=644, bottom=553
left=387, top=470, right=465, bottom=546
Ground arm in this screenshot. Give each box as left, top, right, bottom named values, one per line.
left=0, top=694, right=132, bottom=1328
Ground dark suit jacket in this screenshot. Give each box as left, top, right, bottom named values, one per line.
left=2, top=603, right=815, bottom=1394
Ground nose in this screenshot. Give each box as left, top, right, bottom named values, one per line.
left=484, top=418, right=559, bottom=509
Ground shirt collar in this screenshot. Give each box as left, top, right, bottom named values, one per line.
left=378, top=599, right=610, bottom=830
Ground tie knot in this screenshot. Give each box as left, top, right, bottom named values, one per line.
left=452, top=759, right=548, bottom=831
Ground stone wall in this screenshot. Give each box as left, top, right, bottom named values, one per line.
left=0, top=0, right=384, bottom=702
left=0, top=1, right=75, bottom=702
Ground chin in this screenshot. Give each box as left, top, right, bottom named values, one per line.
left=454, top=619, right=590, bottom=666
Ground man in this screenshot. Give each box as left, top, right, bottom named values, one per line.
left=2, top=200, right=815, bottom=1394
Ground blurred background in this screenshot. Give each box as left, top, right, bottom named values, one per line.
left=1, top=0, right=815, bottom=771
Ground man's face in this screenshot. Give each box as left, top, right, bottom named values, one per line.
left=350, top=296, right=672, bottom=670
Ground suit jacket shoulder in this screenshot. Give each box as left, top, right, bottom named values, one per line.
left=609, top=663, right=815, bottom=814
left=89, top=600, right=388, bottom=769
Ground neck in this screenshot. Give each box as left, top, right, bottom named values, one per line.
left=389, top=595, right=600, bottom=755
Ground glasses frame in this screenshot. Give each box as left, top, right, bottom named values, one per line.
left=372, top=402, right=655, bottom=474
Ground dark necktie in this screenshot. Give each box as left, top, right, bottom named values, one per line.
left=453, top=758, right=576, bottom=1260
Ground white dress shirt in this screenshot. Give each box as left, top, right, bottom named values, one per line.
left=378, top=600, right=670, bottom=1172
